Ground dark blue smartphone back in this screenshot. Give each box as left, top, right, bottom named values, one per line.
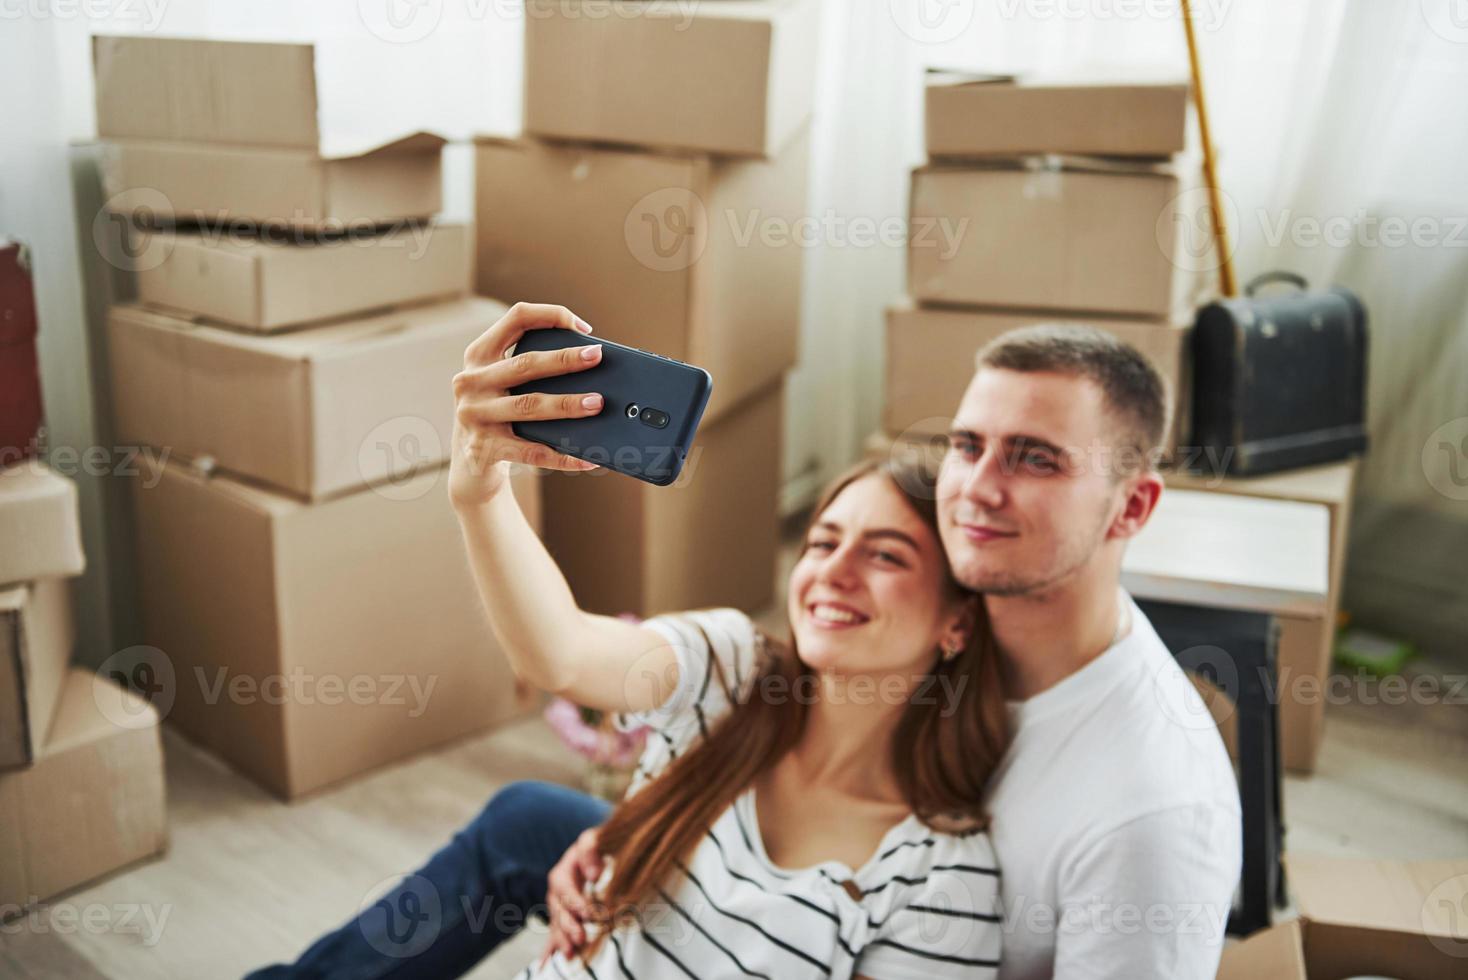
left=509, top=329, right=712, bottom=486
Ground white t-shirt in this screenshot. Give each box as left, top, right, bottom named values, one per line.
left=987, top=591, right=1242, bottom=980
left=521, top=608, right=1004, bottom=980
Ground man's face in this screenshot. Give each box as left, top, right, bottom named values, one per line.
left=935, top=368, right=1128, bottom=596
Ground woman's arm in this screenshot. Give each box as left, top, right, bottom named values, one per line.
left=449, top=302, right=679, bottom=714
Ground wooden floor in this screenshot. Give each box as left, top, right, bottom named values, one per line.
left=4, top=643, right=1466, bottom=979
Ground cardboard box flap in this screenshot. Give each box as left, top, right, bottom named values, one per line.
left=93, top=35, right=319, bottom=148
left=1215, top=919, right=1307, bottom=980
left=44, top=671, right=159, bottom=756
left=318, top=130, right=447, bottom=161
left=1288, top=854, right=1468, bottom=941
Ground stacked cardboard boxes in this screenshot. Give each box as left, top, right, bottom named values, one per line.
left=0, top=462, right=167, bottom=912
left=94, top=36, right=541, bottom=800
left=886, top=72, right=1213, bottom=454
left=476, top=0, right=821, bottom=616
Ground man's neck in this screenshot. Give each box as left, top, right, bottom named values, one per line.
left=988, top=558, right=1126, bottom=701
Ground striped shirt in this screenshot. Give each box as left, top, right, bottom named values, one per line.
left=519, top=608, right=1002, bottom=980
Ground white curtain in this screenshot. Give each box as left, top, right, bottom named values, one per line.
left=5, top=0, right=1464, bottom=662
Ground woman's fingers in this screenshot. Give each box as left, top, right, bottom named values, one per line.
left=458, top=391, right=604, bottom=426
left=463, top=302, right=592, bottom=366
left=507, top=441, right=600, bottom=473
left=452, top=343, right=602, bottom=400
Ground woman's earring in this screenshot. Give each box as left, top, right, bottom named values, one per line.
left=941, top=642, right=961, bottom=661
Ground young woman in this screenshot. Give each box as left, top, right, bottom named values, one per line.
left=253, top=304, right=1010, bottom=979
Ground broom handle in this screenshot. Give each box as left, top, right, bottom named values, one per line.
left=1180, top=0, right=1238, bottom=297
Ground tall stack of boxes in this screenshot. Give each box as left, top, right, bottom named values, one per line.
left=476, top=0, right=821, bottom=616
left=93, top=36, right=541, bottom=801
left=0, top=462, right=167, bottom=912
left=885, top=72, right=1214, bottom=454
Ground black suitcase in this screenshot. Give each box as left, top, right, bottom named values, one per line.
left=1189, top=271, right=1368, bottom=476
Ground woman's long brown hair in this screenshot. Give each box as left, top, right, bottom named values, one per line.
left=584, top=455, right=1011, bottom=951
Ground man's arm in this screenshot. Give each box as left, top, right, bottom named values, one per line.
left=1049, top=804, right=1240, bottom=979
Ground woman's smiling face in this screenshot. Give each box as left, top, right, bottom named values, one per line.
left=787, top=473, right=968, bottom=681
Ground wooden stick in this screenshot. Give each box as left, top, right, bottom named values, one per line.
left=1180, top=0, right=1238, bottom=296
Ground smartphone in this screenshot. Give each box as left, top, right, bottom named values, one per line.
left=509, top=329, right=713, bottom=486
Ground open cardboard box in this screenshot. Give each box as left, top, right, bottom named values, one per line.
left=0, top=668, right=167, bottom=912
left=1218, top=855, right=1468, bottom=978
left=0, top=578, right=74, bottom=769
left=93, top=36, right=444, bottom=228
left=131, top=222, right=468, bottom=333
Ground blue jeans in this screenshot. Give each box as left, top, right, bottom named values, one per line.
left=247, top=781, right=611, bottom=980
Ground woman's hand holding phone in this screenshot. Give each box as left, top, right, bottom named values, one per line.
left=449, top=302, right=605, bottom=510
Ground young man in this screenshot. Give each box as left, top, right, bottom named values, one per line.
left=253, top=317, right=1239, bottom=979
left=929, top=325, right=1240, bottom=978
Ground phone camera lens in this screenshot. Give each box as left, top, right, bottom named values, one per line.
left=625, top=404, right=640, bottom=419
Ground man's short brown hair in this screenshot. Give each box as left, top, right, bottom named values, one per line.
left=975, top=324, right=1170, bottom=464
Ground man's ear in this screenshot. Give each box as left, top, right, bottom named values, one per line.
left=1109, top=472, right=1164, bottom=540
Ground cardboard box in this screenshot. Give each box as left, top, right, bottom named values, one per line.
left=884, top=302, right=1191, bottom=452
left=523, top=0, right=821, bottom=157
left=99, top=134, right=444, bottom=231
left=1216, top=855, right=1468, bottom=979
left=133, top=223, right=469, bottom=332
left=1166, top=461, right=1357, bottom=773
left=475, top=131, right=809, bottom=423
left=108, top=297, right=506, bottom=501
left=0, top=462, right=86, bottom=586
left=93, top=37, right=444, bottom=228
left=908, top=157, right=1212, bottom=319
left=543, top=381, right=783, bottom=618
left=94, top=35, right=325, bottom=148
left=130, top=457, right=541, bottom=800
left=0, top=579, right=74, bottom=770
left=0, top=669, right=167, bottom=911
left=925, top=71, right=1190, bottom=159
